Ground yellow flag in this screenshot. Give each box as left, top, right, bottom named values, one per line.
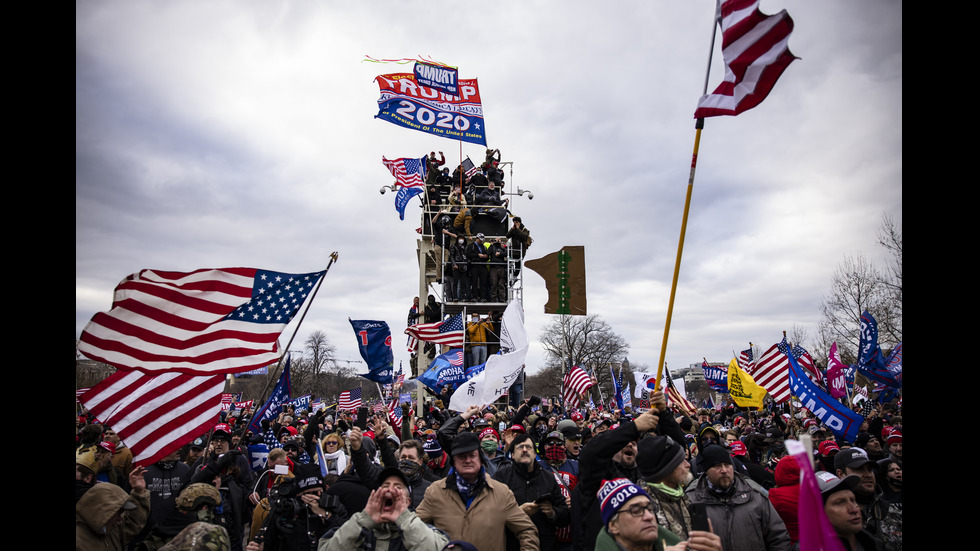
left=728, top=358, right=766, bottom=408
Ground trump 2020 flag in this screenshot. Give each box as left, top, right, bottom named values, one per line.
left=375, top=73, right=488, bottom=146
left=694, top=0, right=797, bottom=118
left=78, top=268, right=325, bottom=375
left=787, top=348, right=863, bottom=443
left=349, top=319, right=394, bottom=385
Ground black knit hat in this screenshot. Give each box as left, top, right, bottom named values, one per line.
left=637, top=436, right=687, bottom=482
left=699, top=444, right=733, bottom=471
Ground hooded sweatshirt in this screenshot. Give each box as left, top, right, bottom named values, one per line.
left=767, top=455, right=801, bottom=542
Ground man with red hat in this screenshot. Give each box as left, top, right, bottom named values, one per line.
left=883, top=429, right=902, bottom=461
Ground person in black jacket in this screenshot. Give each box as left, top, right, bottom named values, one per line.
left=572, top=405, right=664, bottom=551
left=189, top=424, right=255, bottom=551
left=492, top=432, right=570, bottom=551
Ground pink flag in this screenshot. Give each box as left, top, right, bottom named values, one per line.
left=789, top=442, right=845, bottom=551
left=826, top=342, right=848, bottom=399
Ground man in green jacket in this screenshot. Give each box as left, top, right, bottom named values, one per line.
left=595, top=478, right=722, bottom=551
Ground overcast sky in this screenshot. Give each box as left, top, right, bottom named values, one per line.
left=76, top=1, right=902, bottom=381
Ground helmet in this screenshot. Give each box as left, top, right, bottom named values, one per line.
left=176, top=483, right=221, bottom=510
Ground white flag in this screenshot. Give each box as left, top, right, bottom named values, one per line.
left=498, top=299, right=528, bottom=353
left=450, top=345, right=529, bottom=411
left=633, top=371, right=656, bottom=398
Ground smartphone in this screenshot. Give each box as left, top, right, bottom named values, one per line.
left=690, top=502, right=709, bottom=532
left=534, top=495, right=551, bottom=504
left=356, top=407, right=369, bottom=430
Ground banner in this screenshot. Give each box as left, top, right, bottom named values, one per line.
left=702, top=361, right=729, bottom=393
left=248, top=357, right=292, bottom=434
left=375, top=73, right=487, bottom=146
left=450, top=346, right=528, bottom=411
left=414, top=61, right=459, bottom=96
left=787, top=349, right=863, bottom=442
left=349, top=319, right=395, bottom=384
left=417, top=349, right=467, bottom=392
left=291, top=394, right=312, bottom=411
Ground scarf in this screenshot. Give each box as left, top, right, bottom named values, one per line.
left=649, top=481, right=685, bottom=499
left=322, top=449, right=348, bottom=475
left=451, top=466, right=486, bottom=509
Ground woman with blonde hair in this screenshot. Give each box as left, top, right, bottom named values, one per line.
left=320, top=432, right=350, bottom=475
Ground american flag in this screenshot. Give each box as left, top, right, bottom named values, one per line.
left=664, top=369, right=697, bottom=417
left=77, top=267, right=325, bottom=375
left=562, top=365, right=593, bottom=410
left=339, top=388, right=362, bottom=411
left=754, top=337, right=795, bottom=403
left=78, top=370, right=225, bottom=466
left=461, top=157, right=481, bottom=180
left=738, top=345, right=755, bottom=373
left=404, top=313, right=465, bottom=347
left=694, top=0, right=797, bottom=118
left=792, top=343, right=823, bottom=388
left=382, top=156, right=426, bottom=188
left=387, top=398, right=403, bottom=428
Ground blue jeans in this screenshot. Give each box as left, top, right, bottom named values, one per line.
left=470, top=345, right=487, bottom=367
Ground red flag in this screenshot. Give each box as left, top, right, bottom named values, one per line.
left=694, top=0, right=797, bottom=118
left=77, top=267, right=325, bottom=375
left=562, top=365, right=593, bottom=410
left=754, top=338, right=792, bottom=403
left=79, top=370, right=225, bottom=467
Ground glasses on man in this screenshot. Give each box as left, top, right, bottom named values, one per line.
left=621, top=501, right=656, bottom=517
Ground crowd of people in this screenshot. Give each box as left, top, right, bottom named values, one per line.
left=423, top=148, right=532, bottom=306
left=76, top=388, right=902, bottom=551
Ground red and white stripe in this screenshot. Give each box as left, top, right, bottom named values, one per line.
left=753, top=341, right=791, bottom=403
left=562, top=366, right=593, bottom=410
left=79, top=370, right=225, bottom=466
left=694, top=0, right=797, bottom=118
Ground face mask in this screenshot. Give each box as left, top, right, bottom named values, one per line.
left=458, top=239, right=465, bottom=244
left=157, top=460, right=177, bottom=470
left=399, top=459, right=422, bottom=478
left=544, top=446, right=567, bottom=463
left=481, top=439, right=499, bottom=453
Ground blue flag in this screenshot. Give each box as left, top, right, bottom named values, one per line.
left=610, top=366, right=624, bottom=410
left=349, top=319, right=394, bottom=384
left=248, top=356, right=292, bottom=435
left=417, top=348, right=467, bottom=392
left=787, top=349, right=864, bottom=443
left=395, top=186, right=423, bottom=220
left=701, top=360, right=729, bottom=393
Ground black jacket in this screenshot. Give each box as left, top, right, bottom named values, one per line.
left=492, top=460, right=570, bottom=551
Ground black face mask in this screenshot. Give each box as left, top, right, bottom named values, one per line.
left=157, top=460, right=178, bottom=470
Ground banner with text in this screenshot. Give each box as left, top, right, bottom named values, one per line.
left=375, top=73, right=487, bottom=146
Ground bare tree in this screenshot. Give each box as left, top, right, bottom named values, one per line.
left=305, top=330, right=337, bottom=375
left=538, top=314, right=630, bottom=404
left=817, top=214, right=902, bottom=364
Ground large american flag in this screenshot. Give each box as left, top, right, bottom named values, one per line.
left=79, top=370, right=225, bottom=467
left=339, top=388, right=362, bottom=411
left=77, top=268, right=325, bottom=375
left=694, top=0, right=797, bottom=118
left=382, top=155, right=426, bottom=188
left=562, top=365, right=593, bottom=410
left=664, top=370, right=697, bottom=417
left=404, top=313, right=465, bottom=347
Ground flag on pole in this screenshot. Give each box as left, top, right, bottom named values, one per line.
left=382, top=156, right=427, bottom=188
left=787, top=349, right=864, bottom=442
left=754, top=336, right=793, bottom=403
left=786, top=440, right=847, bottom=551
left=349, top=319, right=395, bottom=385
left=562, top=365, right=593, bottom=410
left=738, top=345, right=756, bottom=373
left=663, top=367, right=698, bottom=417
left=338, top=388, right=362, bottom=411
left=404, top=313, right=465, bottom=347
left=248, top=357, right=292, bottom=436
left=694, top=0, right=797, bottom=118
left=78, top=370, right=225, bottom=467
left=728, top=358, right=766, bottom=408
left=77, top=267, right=325, bottom=375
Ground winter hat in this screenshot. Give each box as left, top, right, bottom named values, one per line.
left=598, top=478, right=651, bottom=526
left=98, top=440, right=116, bottom=455
left=293, top=463, right=324, bottom=492
left=423, top=438, right=443, bottom=457
left=885, top=431, right=902, bottom=445
left=637, top=436, right=686, bottom=482
left=699, top=444, right=733, bottom=471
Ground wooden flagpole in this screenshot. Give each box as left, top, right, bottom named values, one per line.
left=655, top=0, right=721, bottom=392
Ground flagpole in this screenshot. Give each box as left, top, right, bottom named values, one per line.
left=655, top=0, right=721, bottom=392
left=243, top=252, right=340, bottom=435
